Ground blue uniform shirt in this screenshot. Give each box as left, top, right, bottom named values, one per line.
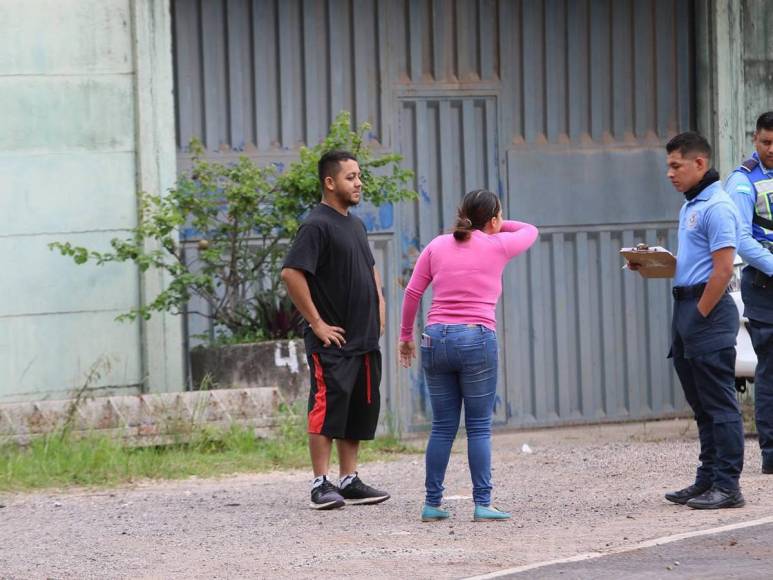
left=674, top=180, right=740, bottom=287
left=725, top=152, right=773, bottom=276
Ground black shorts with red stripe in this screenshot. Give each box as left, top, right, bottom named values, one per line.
left=306, top=350, right=382, bottom=440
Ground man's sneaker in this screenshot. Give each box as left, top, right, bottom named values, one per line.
left=310, top=478, right=345, bottom=510
left=686, top=486, right=745, bottom=510
left=338, top=475, right=390, bottom=505
left=762, top=460, right=773, bottom=475
left=664, top=483, right=712, bottom=505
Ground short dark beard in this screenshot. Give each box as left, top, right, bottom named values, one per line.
left=337, top=191, right=359, bottom=208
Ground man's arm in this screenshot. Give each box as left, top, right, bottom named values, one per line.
left=373, top=266, right=386, bottom=336
left=726, top=172, right=773, bottom=276
left=697, top=247, right=735, bottom=317
left=280, top=267, right=345, bottom=347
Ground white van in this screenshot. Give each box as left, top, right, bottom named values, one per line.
left=731, top=256, right=757, bottom=388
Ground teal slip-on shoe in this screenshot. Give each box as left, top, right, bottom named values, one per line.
left=473, top=505, right=511, bottom=521
left=421, top=504, right=450, bottom=522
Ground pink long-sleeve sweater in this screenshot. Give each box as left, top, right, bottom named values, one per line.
left=400, top=221, right=539, bottom=342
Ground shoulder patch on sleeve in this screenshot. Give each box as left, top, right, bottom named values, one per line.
left=741, top=158, right=759, bottom=172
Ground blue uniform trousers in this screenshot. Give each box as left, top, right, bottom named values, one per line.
left=671, top=292, right=744, bottom=491
left=741, top=266, right=773, bottom=466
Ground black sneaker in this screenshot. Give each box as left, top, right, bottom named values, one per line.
left=310, top=477, right=345, bottom=510
left=338, top=475, right=390, bottom=505
left=762, top=460, right=773, bottom=475
left=686, top=486, right=745, bottom=510
left=665, top=483, right=712, bottom=505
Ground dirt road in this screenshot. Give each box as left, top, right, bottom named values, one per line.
left=2, top=419, right=772, bottom=579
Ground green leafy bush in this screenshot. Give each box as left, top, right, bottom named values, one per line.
left=50, top=112, right=416, bottom=343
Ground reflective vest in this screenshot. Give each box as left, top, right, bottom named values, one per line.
left=734, top=156, right=773, bottom=250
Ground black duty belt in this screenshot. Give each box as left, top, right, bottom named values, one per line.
left=747, top=265, right=772, bottom=289
left=671, top=283, right=729, bottom=300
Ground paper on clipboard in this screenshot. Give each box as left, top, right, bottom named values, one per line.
left=620, top=244, right=676, bottom=278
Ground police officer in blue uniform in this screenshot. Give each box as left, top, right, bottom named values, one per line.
left=655, top=132, right=746, bottom=509
left=725, top=111, right=773, bottom=475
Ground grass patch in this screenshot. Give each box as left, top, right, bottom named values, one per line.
left=0, top=406, right=420, bottom=493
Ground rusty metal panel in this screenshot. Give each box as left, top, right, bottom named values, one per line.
left=389, top=0, right=500, bottom=85
left=396, top=95, right=503, bottom=428
left=171, top=0, right=384, bottom=152
left=498, top=0, right=694, bottom=145
left=501, top=225, right=684, bottom=426
left=495, top=0, right=694, bottom=426
left=172, top=0, right=697, bottom=432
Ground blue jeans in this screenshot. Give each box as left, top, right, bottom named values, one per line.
left=420, top=324, right=498, bottom=507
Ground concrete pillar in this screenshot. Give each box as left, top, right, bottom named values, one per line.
left=739, top=0, right=773, bottom=140
left=696, top=0, right=747, bottom=177
left=131, top=0, right=185, bottom=392
left=0, top=0, right=143, bottom=402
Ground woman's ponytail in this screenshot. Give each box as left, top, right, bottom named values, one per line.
left=453, top=215, right=474, bottom=241
left=452, top=189, right=501, bottom=242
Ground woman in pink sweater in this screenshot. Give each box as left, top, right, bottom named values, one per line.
left=399, top=189, right=538, bottom=522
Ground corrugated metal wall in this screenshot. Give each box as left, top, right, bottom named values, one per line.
left=172, top=0, right=696, bottom=431
left=502, top=225, right=682, bottom=426
left=173, top=0, right=386, bottom=151
left=491, top=0, right=694, bottom=426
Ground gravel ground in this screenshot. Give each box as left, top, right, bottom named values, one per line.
left=1, top=419, right=772, bottom=579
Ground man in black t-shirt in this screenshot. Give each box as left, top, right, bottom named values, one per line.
left=281, top=150, right=391, bottom=510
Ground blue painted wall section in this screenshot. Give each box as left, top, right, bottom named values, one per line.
left=352, top=201, right=394, bottom=233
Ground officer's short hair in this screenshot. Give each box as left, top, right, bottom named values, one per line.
left=666, top=132, right=712, bottom=160
left=756, top=112, right=773, bottom=132
left=318, top=150, right=358, bottom=186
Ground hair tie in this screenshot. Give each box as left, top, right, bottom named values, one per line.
left=462, top=218, right=472, bottom=228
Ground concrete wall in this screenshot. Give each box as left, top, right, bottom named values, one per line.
left=697, top=0, right=773, bottom=175
left=189, top=339, right=309, bottom=403
left=0, top=0, right=183, bottom=402
left=740, top=0, right=773, bottom=141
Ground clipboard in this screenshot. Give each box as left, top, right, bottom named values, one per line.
left=620, top=243, right=676, bottom=278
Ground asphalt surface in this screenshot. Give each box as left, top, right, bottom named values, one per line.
left=486, top=522, right=773, bottom=579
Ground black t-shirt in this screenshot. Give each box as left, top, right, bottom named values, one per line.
left=283, top=203, right=380, bottom=356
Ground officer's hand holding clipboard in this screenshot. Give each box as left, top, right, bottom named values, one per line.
left=620, top=243, right=676, bottom=278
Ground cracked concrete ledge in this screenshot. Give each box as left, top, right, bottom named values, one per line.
left=0, top=387, right=279, bottom=446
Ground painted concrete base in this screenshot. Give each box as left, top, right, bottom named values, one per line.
left=0, top=387, right=278, bottom=446
left=190, top=339, right=309, bottom=402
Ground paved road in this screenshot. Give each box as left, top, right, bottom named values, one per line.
left=474, top=520, right=773, bottom=579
